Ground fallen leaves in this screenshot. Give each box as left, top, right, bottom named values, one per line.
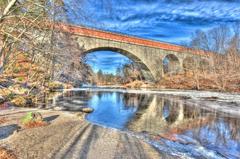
left=0, top=147, right=17, bottom=159
left=0, top=117, right=7, bottom=124
left=23, top=121, right=48, bottom=129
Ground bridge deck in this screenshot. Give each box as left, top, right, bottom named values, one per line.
left=55, top=23, right=209, bottom=56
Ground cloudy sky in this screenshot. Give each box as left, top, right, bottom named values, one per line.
left=64, top=0, right=240, bottom=74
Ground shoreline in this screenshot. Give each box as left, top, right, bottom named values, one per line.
left=0, top=108, right=172, bottom=159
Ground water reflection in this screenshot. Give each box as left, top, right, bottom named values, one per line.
left=55, top=90, right=240, bottom=159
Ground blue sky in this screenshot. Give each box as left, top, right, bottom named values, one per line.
left=64, top=0, right=240, bottom=74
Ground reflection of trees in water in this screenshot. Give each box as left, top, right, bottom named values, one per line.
left=225, top=117, right=240, bottom=140
left=122, top=93, right=153, bottom=108
left=55, top=91, right=93, bottom=109
left=96, top=91, right=103, bottom=100
left=62, top=91, right=92, bottom=99
left=191, top=115, right=240, bottom=147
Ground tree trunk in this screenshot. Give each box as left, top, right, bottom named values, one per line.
left=0, top=0, right=18, bottom=22
left=0, top=36, right=4, bottom=74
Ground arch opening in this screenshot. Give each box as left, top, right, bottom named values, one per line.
left=83, top=47, right=155, bottom=83
left=199, top=59, right=210, bottom=71
left=183, top=57, right=196, bottom=71
left=183, top=57, right=210, bottom=72
left=163, top=54, right=181, bottom=75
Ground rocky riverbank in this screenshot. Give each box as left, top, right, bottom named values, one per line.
left=0, top=108, right=172, bottom=159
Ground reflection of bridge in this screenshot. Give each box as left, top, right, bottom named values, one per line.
left=127, top=96, right=211, bottom=135
left=54, top=23, right=212, bottom=80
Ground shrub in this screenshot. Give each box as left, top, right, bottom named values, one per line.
left=11, top=96, right=27, bottom=107
left=6, top=92, right=15, bottom=100
left=20, top=112, right=48, bottom=128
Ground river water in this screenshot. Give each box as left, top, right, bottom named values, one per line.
left=54, top=88, right=240, bottom=159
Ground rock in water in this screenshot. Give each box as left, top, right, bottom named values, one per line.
left=81, top=107, right=94, bottom=113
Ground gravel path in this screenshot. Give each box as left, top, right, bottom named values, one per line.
left=0, top=109, right=173, bottom=159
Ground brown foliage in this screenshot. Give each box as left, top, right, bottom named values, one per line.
left=157, top=70, right=240, bottom=92
left=0, top=117, right=6, bottom=124
left=124, top=80, right=153, bottom=89
left=23, top=121, right=48, bottom=129
left=0, top=147, right=17, bottom=159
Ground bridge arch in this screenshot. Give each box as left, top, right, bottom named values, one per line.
left=162, top=54, right=181, bottom=75
left=183, top=57, right=196, bottom=71
left=183, top=56, right=211, bottom=72
left=83, top=47, right=155, bottom=81
left=199, top=58, right=210, bottom=71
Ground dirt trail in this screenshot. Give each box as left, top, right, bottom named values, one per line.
left=0, top=109, right=173, bottom=159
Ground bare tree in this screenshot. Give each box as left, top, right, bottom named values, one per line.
left=189, top=24, right=240, bottom=92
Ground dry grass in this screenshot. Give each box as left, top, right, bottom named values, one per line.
left=157, top=71, right=240, bottom=93
left=0, top=147, right=17, bottom=159
left=0, top=117, right=7, bottom=124
left=124, top=80, right=153, bottom=89
left=3, top=53, right=44, bottom=82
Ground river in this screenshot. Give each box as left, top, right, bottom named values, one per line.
left=53, top=88, right=240, bottom=159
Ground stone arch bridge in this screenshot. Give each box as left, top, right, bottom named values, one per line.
left=54, top=23, right=212, bottom=81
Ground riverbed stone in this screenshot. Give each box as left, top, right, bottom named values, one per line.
left=80, top=107, right=94, bottom=113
